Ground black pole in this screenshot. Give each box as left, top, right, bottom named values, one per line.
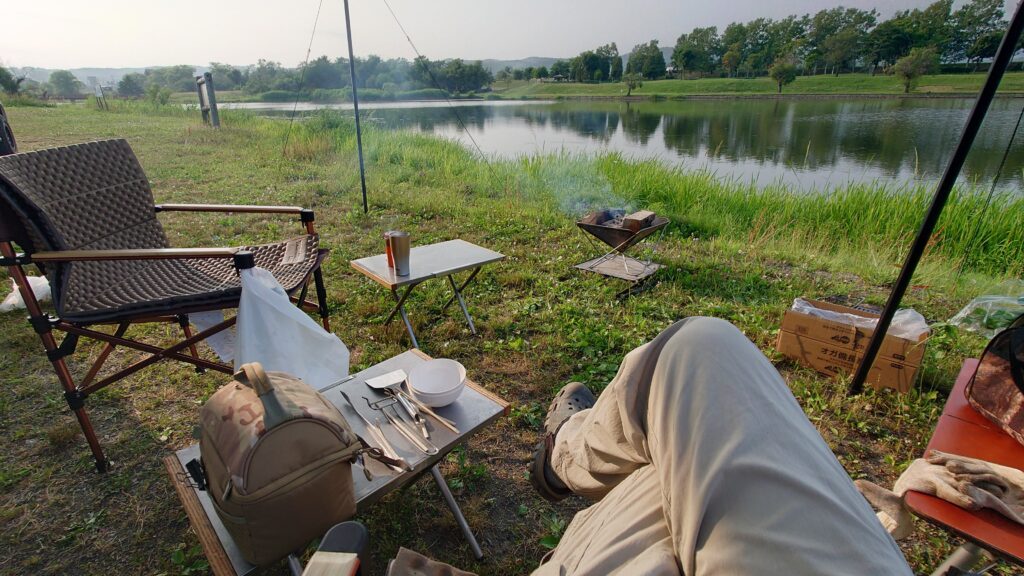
left=849, top=2, right=1024, bottom=395
left=343, top=0, right=369, bottom=214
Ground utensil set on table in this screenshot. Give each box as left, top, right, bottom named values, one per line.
left=339, top=364, right=464, bottom=473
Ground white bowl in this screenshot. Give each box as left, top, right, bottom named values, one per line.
left=408, top=359, right=465, bottom=407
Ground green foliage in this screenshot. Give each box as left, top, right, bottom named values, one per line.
left=47, top=70, right=82, bottom=98
left=622, top=73, right=643, bottom=96
left=169, top=543, right=209, bottom=575
left=673, top=26, right=720, bottom=77
left=258, top=89, right=296, bottom=102
left=0, top=94, right=51, bottom=107
left=769, top=60, right=798, bottom=93
left=894, top=47, right=940, bottom=93
left=0, top=66, right=24, bottom=95
left=144, top=64, right=196, bottom=92
left=444, top=446, right=488, bottom=491
left=609, top=56, right=623, bottom=81
left=410, top=56, right=492, bottom=94
left=208, top=62, right=244, bottom=90
left=117, top=73, right=146, bottom=98
left=145, top=83, right=172, bottom=106
left=952, top=0, right=1007, bottom=64
left=550, top=60, right=570, bottom=79
left=626, top=40, right=667, bottom=79
left=539, top=513, right=567, bottom=549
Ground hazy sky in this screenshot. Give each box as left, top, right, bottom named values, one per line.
left=2, top=0, right=1016, bottom=70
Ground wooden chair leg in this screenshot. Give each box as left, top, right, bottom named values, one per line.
left=2, top=246, right=110, bottom=472
left=82, top=322, right=128, bottom=388
left=178, top=315, right=205, bottom=373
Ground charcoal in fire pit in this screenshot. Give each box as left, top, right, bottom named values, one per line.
left=579, top=209, right=624, bottom=226
left=576, top=209, right=669, bottom=252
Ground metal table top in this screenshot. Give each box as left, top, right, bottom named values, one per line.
left=350, top=239, right=505, bottom=288
left=171, top=349, right=508, bottom=576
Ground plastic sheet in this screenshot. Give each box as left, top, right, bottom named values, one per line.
left=791, top=298, right=930, bottom=340
left=235, top=267, right=348, bottom=387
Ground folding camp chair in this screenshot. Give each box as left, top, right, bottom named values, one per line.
left=0, top=139, right=331, bottom=472
left=904, top=359, right=1024, bottom=575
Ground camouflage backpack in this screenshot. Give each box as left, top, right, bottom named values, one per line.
left=199, top=363, right=395, bottom=566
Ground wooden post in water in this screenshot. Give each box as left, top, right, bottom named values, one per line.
left=343, top=0, right=369, bottom=214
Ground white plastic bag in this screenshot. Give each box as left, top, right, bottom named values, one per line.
left=791, top=298, right=930, bottom=340
left=235, top=267, right=348, bottom=387
left=0, top=276, right=50, bottom=312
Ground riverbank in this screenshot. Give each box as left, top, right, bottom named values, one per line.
left=494, top=71, right=1024, bottom=99
left=1, top=102, right=1020, bottom=575
left=169, top=71, right=1024, bottom=106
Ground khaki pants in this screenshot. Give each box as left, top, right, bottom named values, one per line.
left=534, top=317, right=912, bottom=576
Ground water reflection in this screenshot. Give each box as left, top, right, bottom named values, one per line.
left=230, top=98, right=1024, bottom=193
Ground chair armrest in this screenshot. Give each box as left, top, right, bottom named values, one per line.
left=32, top=247, right=239, bottom=262
left=155, top=204, right=306, bottom=215
left=154, top=205, right=317, bottom=233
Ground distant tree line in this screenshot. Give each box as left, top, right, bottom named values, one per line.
left=668, top=0, right=1006, bottom=80
left=497, top=0, right=1007, bottom=85
left=116, top=56, right=493, bottom=99
left=0, top=54, right=493, bottom=101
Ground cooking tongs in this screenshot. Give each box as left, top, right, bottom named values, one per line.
left=366, top=369, right=431, bottom=439
left=340, top=390, right=410, bottom=473
left=368, top=397, right=439, bottom=455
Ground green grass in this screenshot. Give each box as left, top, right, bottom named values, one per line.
left=493, top=71, right=1024, bottom=99
left=0, top=102, right=1020, bottom=575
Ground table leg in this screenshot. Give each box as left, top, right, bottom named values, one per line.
left=445, top=275, right=478, bottom=335
left=441, top=267, right=482, bottom=335
left=430, top=465, right=484, bottom=560
left=386, top=286, right=419, bottom=349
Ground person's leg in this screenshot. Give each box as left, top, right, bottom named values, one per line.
left=532, top=465, right=680, bottom=576
left=548, top=318, right=691, bottom=498
left=548, top=317, right=912, bottom=575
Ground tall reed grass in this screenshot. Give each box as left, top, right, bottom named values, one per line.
left=227, top=109, right=1024, bottom=277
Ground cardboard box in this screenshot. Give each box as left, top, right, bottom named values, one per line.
left=776, top=299, right=928, bottom=393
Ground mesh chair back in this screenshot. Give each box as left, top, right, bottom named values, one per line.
left=0, top=140, right=170, bottom=315
left=0, top=139, right=168, bottom=252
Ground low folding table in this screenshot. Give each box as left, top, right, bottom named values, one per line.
left=164, top=349, right=509, bottom=576
left=350, top=239, right=504, bottom=348
left=904, top=359, right=1024, bottom=574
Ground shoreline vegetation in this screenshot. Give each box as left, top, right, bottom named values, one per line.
left=1, top=101, right=1022, bottom=575
left=182, top=71, right=1024, bottom=104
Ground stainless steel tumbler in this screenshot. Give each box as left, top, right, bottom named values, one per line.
left=390, top=231, right=411, bottom=276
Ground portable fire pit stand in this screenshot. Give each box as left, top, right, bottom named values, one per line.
left=575, top=209, right=669, bottom=299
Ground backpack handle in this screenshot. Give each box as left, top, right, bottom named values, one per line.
left=237, top=362, right=274, bottom=395
left=234, top=362, right=287, bottom=430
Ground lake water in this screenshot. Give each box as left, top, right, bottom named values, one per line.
left=223, top=98, right=1024, bottom=194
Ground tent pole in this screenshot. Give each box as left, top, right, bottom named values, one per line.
left=848, top=2, right=1024, bottom=395
left=343, top=0, right=369, bottom=214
